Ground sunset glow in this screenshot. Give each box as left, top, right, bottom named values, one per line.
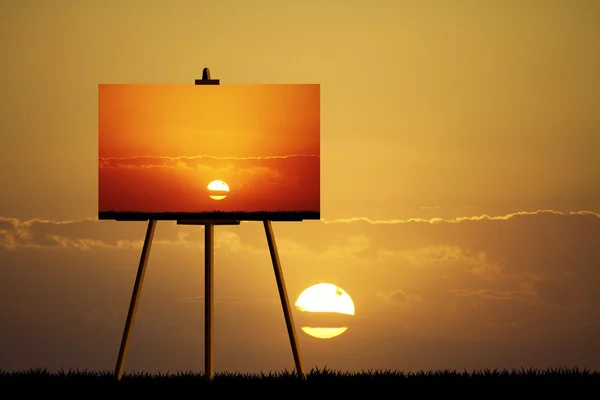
left=296, top=283, right=355, bottom=339
left=98, top=84, right=320, bottom=221
left=4, top=0, right=600, bottom=377
left=207, top=180, right=229, bottom=200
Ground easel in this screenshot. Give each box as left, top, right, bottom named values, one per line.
left=113, top=68, right=305, bottom=381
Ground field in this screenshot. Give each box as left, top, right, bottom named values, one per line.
left=1, top=367, right=598, bottom=397
left=98, top=210, right=320, bottom=221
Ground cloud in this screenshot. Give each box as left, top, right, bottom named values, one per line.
left=378, top=289, right=423, bottom=305
left=276, top=234, right=373, bottom=262
left=3, top=209, right=594, bottom=251
left=1, top=210, right=599, bottom=313
left=393, top=245, right=504, bottom=279
left=98, top=155, right=319, bottom=206
left=98, top=154, right=319, bottom=167
left=2, top=208, right=600, bottom=371
left=0, top=216, right=257, bottom=252
left=99, top=155, right=310, bottom=190
left=321, top=210, right=600, bottom=225
left=449, top=289, right=535, bottom=302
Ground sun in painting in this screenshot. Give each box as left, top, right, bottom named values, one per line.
left=295, top=283, right=355, bottom=339
left=207, top=180, right=230, bottom=200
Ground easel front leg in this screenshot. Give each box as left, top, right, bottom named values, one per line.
left=263, top=221, right=306, bottom=380
left=204, top=223, right=215, bottom=381
left=114, top=219, right=157, bottom=380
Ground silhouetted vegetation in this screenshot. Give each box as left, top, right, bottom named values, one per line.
left=98, top=210, right=320, bottom=221
left=1, top=367, right=597, bottom=397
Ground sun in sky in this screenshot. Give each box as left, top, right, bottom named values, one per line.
left=295, top=283, right=355, bottom=339
left=207, top=180, right=230, bottom=200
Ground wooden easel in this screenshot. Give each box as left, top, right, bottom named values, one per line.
left=113, top=68, right=305, bottom=381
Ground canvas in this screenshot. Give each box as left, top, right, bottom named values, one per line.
left=98, top=84, right=320, bottom=221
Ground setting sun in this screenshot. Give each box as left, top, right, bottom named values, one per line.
left=301, top=327, right=348, bottom=339
left=207, top=180, right=230, bottom=200
left=295, top=283, right=355, bottom=339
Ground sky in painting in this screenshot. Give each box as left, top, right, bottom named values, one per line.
left=98, top=84, right=320, bottom=216
left=1, top=0, right=599, bottom=373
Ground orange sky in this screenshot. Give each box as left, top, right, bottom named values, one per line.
left=1, top=0, right=600, bottom=375
left=98, top=84, right=320, bottom=214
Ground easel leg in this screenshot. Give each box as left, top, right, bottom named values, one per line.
left=263, top=221, right=305, bottom=380
left=204, top=223, right=214, bottom=381
left=114, top=219, right=157, bottom=380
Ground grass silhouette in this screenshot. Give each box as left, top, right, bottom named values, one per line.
left=99, top=210, right=320, bottom=221
left=1, top=367, right=597, bottom=396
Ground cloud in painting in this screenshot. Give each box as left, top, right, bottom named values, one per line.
left=98, top=154, right=320, bottom=213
